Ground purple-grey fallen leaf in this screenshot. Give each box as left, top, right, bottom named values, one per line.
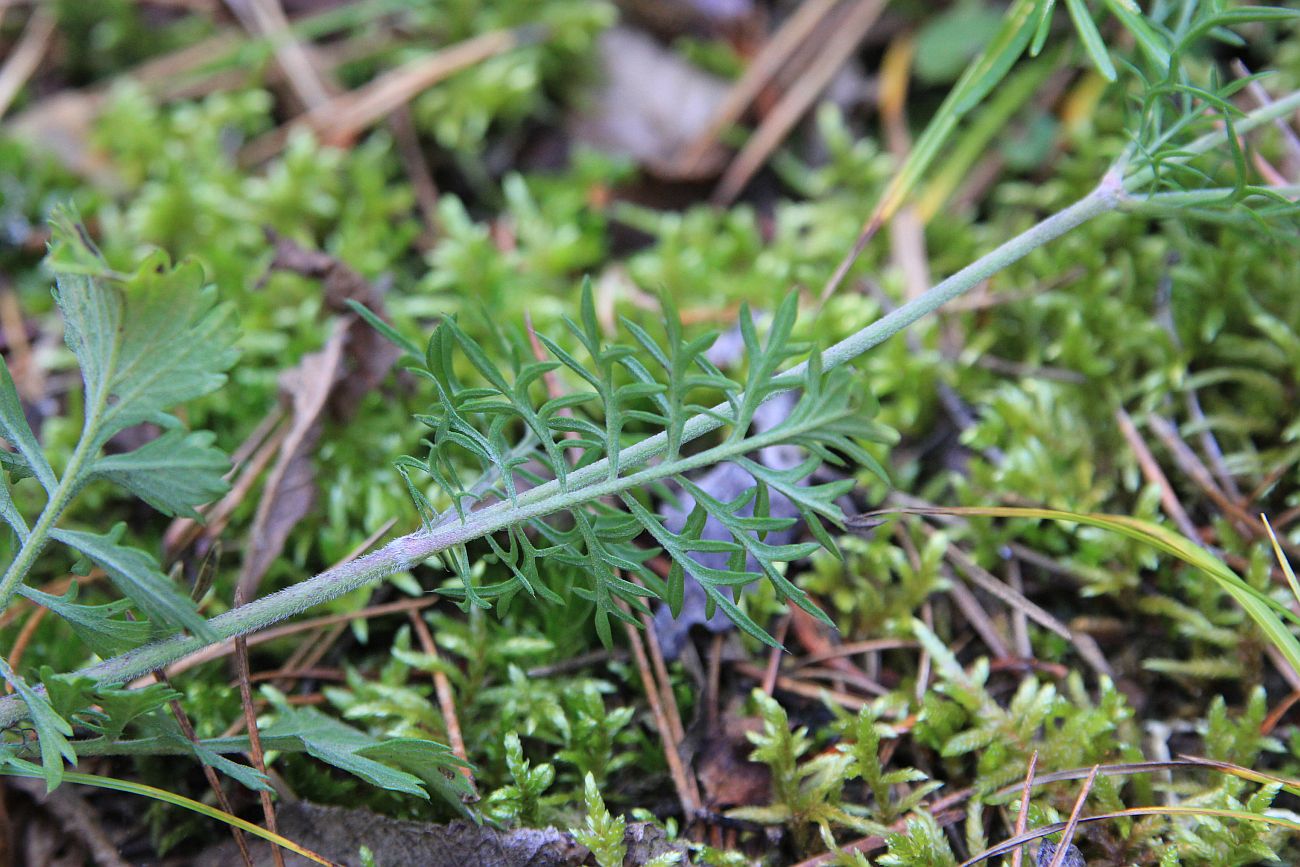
left=653, top=388, right=802, bottom=659
left=1036, top=841, right=1085, bottom=867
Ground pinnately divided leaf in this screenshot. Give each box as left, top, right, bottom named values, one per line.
left=387, top=284, right=897, bottom=645
left=260, top=693, right=472, bottom=809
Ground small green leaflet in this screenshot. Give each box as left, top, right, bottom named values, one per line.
left=0, top=658, right=76, bottom=792
left=51, top=527, right=215, bottom=640
left=91, top=429, right=229, bottom=519
left=261, top=695, right=471, bottom=812
left=0, top=362, right=55, bottom=494
left=18, top=583, right=151, bottom=657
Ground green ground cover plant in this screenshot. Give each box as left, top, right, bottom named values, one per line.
left=1, top=0, right=1300, bottom=864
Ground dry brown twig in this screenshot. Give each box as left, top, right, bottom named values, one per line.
left=234, top=588, right=286, bottom=867
left=158, top=669, right=256, bottom=867
left=242, top=27, right=531, bottom=164
left=0, top=6, right=55, bottom=120
left=224, top=0, right=334, bottom=111
left=407, top=609, right=476, bottom=792
left=1116, top=407, right=1200, bottom=540
left=1045, top=764, right=1097, bottom=867
left=712, top=0, right=885, bottom=205
left=675, top=0, right=841, bottom=175
left=1009, top=751, right=1038, bottom=867
left=879, top=34, right=932, bottom=301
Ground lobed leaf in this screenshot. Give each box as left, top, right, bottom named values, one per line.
left=261, top=696, right=469, bottom=809
left=53, top=251, right=238, bottom=451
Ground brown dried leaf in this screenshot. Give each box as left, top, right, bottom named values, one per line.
left=235, top=332, right=342, bottom=602
left=237, top=237, right=401, bottom=600
left=695, top=714, right=771, bottom=810
left=569, top=26, right=730, bottom=179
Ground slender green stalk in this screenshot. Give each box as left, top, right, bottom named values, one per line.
left=1121, top=88, right=1300, bottom=191
left=0, top=174, right=1128, bottom=728
left=0, top=381, right=108, bottom=614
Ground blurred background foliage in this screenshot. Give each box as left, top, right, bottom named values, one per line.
left=1, top=0, right=1299, bottom=863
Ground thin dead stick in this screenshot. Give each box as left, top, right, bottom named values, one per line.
left=879, top=34, right=932, bottom=301
left=639, top=603, right=688, bottom=750
left=1047, top=764, right=1097, bottom=867
left=0, top=288, right=39, bottom=399
left=1009, top=751, right=1038, bottom=867
left=248, top=666, right=344, bottom=684
left=274, top=622, right=338, bottom=686
left=242, top=27, right=531, bottom=163
left=1116, top=408, right=1200, bottom=542
left=387, top=104, right=441, bottom=239
left=947, top=570, right=1011, bottom=660
left=1264, top=642, right=1300, bottom=693
left=234, top=585, right=286, bottom=867
left=618, top=602, right=701, bottom=819
left=793, top=638, right=916, bottom=668
left=1149, top=414, right=1300, bottom=561
left=705, top=632, right=724, bottom=733
left=0, top=6, right=55, bottom=120
left=1146, top=414, right=1249, bottom=525
left=161, top=672, right=255, bottom=867
left=1152, top=265, right=1244, bottom=502
left=941, top=546, right=1073, bottom=642
left=228, top=406, right=289, bottom=476
left=138, top=595, right=436, bottom=684
left=5, top=604, right=47, bottom=683
left=916, top=600, right=934, bottom=705
left=1232, top=60, right=1300, bottom=174
left=732, top=661, right=871, bottom=710
left=793, top=666, right=888, bottom=696
left=712, top=0, right=885, bottom=205
left=407, top=610, right=475, bottom=789
left=760, top=614, right=791, bottom=696
left=1261, top=689, right=1300, bottom=736
left=225, top=0, right=333, bottom=110
left=1007, top=558, right=1032, bottom=659
left=675, top=0, right=841, bottom=174
left=921, top=518, right=1110, bottom=677
left=164, top=416, right=290, bottom=559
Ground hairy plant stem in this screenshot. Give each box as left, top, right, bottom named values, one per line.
left=0, top=174, right=1126, bottom=728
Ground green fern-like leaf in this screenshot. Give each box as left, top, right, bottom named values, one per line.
left=390, top=285, right=896, bottom=645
